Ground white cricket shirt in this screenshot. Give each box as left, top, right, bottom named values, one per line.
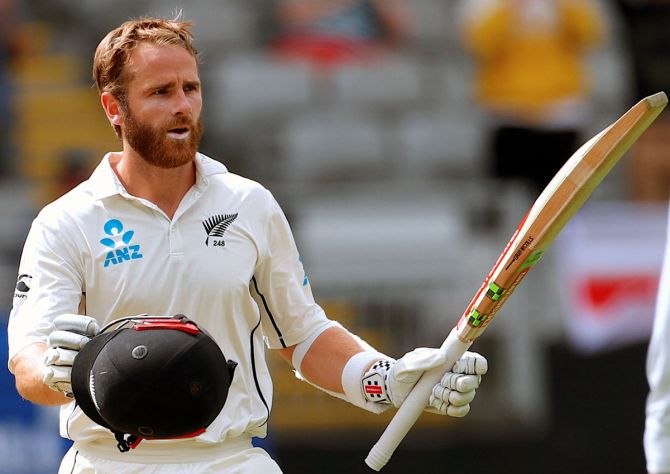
left=8, top=152, right=328, bottom=449
left=646, top=203, right=670, bottom=473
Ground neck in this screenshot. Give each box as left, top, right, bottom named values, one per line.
left=111, top=150, right=197, bottom=219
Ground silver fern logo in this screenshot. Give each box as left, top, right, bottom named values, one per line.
left=203, top=213, right=238, bottom=247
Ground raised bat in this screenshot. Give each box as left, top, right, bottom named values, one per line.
left=365, top=91, right=669, bottom=471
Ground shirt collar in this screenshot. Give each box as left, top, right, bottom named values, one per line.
left=194, top=153, right=228, bottom=190
left=89, top=152, right=228, bottom=201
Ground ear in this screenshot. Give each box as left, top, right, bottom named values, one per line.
left=101, top=92, right=124, bottom=128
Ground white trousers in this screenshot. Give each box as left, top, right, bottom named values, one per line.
left=58, top=437, right=282, bottom=474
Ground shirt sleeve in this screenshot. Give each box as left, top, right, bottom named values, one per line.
left=251, top=191, right=329, bottom=350
left=645, top=203, right=670, bottom=473
left=7, top=212, right=84, bottom=365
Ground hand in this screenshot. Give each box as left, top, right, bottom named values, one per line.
left=42, top=314, right=100, bottom=396
left=362, top=349, right=488, bottom=417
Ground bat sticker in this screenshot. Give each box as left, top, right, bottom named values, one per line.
left=520, top=250, right=544, bottom=271
left=486, top=282, right=505, bottom=301
left=467, top=309, right=488, bottom=328
left=504, top=235, right=534, bottom=271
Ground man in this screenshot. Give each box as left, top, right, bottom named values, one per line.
left=457, top=0, right=604, bottom=195
left=645, top=199, right=670, bottom=473
left=7, top=17, right=488, bottom=473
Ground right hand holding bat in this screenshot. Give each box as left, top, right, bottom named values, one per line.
left=42, top=314, right=100, bottom=396
left=362, top=349, right=488, bottom=417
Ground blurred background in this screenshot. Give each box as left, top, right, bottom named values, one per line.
left=1, top=0, right=669, bottom=472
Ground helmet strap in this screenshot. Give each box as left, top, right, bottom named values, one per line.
left=115, top=432, right=142, bottom=452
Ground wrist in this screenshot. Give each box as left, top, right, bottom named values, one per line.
left=341, top=351, right=394, bottom=414
left=361, top=359, right=394, bottom=405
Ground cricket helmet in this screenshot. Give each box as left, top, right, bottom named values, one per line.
left=71, top=314, right=237, bottom=452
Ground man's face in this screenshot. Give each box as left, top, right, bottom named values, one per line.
left=120, top=43, right=203, bottom=168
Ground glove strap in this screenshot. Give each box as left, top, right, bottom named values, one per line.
left=361, top=360, right=393, bottom=404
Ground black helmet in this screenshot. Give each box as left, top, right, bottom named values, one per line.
left=71, top=314, right=237, bottom=452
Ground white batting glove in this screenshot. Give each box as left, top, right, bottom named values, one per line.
left=42, top=314, right=100, bottom=396
left=361, top=349, right=487, bottom=417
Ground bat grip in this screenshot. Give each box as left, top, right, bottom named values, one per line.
left=365, top=328, right=472, bottom=471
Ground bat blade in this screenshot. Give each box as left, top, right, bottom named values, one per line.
left=365, top=91, right=668, bottom=471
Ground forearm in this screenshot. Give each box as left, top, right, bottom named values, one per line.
left=279, top=326, right=372, bottom=393
left=280, top=324, right=487, bottom=417
left=10, top=343, right=72, bottom=406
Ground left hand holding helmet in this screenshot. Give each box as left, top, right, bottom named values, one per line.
left=42, top=314, right=100, bottom=396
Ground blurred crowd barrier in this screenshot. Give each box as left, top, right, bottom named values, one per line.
left=0, top=0, right=666, bottom=472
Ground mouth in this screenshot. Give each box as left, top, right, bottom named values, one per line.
left=167, top=127, right=191, bottom=139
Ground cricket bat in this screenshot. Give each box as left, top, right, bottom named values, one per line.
left=365, top=91, right=669, bottom=471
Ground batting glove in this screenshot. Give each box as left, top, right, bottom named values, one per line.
left=361, top=349, right=487, bottom=417
left=42, top=314, right=100, bottom=396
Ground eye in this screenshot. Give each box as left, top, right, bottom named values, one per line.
left=184, top=84, right=199, bottom=93
left=153, top=88, right=167, bottom=96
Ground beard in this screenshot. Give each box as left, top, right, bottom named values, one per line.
left=123, top=109, right=204, bottom=169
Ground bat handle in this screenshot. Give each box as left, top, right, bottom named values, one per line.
left=365, top=328, right=471, bottom=471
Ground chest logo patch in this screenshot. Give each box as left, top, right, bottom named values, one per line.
left=100, top=219, right=144, bottom=268
left=203, top=213, right=238, bottom=247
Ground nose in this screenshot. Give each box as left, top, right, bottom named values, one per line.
left=172, top=89, right=192, bottom=116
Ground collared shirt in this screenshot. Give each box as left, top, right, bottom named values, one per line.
left=8, top=152, right=328, bottom=447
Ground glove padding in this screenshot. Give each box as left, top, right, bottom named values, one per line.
left=42, top=314, right=100, bottom=395
left=387, top=348, right=487, bottom=417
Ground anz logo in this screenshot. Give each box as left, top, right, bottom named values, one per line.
left=100, top=219, right=143, bottom=268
